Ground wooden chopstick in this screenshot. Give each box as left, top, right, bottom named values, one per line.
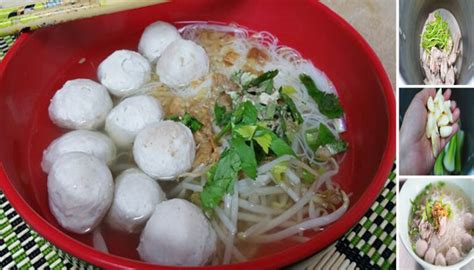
left=0, top=0, right=167, bottom=36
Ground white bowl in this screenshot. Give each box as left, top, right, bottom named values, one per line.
left=399, top=178, right=474, bottom=270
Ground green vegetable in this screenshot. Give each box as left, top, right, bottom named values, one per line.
left=280, top=91, right=303, bottom=124
left=232, top=101, right=258, bottom=125
left=215, top=101, right=258, bottom=141
left=200, top=149, right=241, bottom=212
left=443, top=135, right=457, bottom=172
left=411, top=183, right=433, bottom=213
left=434, top=150, right=446, bottom=175
left=235, top=125, right=257, bottom=140
left=244, top=70, right=278, bottom=90
left=269, top=133, right=295, bottom=156
left=281, top=85, right=297, bottom=95
left=305, top=123, right=347, bottom=155
left=231, top=136, right=257, bottom=179
left=300, top=74, right=343, bottom=119
left=260, top=79, right=274, bottom=93
left=264, top=102, right=277, bottom=120
left=167, top=112, right=203, bottom=133
left=326, top=140, right=348, bottom=155
left=253, top=132, right=272, bottom=154
left=254, top=127, right=295, bottom=157
left=301, top=170, right=315, bottom=184
left=214, top=102, right=232, bottom=127
left=436, top=181, right=445, bottom=189
left=455, top=130, right=464, bottom=173
left=421, top=11, right=451, bottom=52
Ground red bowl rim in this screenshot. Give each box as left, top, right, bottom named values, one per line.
left=0, top=2, right=395, bottom=269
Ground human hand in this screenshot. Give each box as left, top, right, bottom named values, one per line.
left=400, top=88, right=460, bottom=175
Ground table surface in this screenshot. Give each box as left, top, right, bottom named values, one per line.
left=321, top=0, right=396, bottom=90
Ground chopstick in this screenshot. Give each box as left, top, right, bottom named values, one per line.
left=0, top=0, right=168, bottom=36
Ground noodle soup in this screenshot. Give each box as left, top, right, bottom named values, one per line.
left=409, top=181, right=473, bottom=266
left=42, top=21, right=350, bottom=266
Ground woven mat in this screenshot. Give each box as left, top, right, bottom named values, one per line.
left=0, top=35, right=396, bottom=270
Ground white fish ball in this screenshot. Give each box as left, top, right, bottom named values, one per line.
left=98, top=50, right=151, bottom=97
left=133, top=121, right=195, bottom=180
left=48, top=152, right=113, bottom=234
left=138, top=21, right=181, bottom=63
left=137, top=199, right=216, bottom=266
left=42, top=130, right=116, bottom=173
left=105, top=168, right=166, bottom=233
left=105, top=95, right=163, bottom=149
left=48, top=79, right=112, bottom=130
left=156, top=39, right=209, bottom=89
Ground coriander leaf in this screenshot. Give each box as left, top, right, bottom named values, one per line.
left=269, top=134, right=295, bottom=156
left=261, top=79, right=274, bottom=93
left=214, top=102, right=232, bottom=126
left=207, top=164, right=217, bottom=181
left=326, top=140, right=348, bottom=155
left=280, top=91, right=303, bottom=124
left=182, top=113, right=204, bottom=133
left=232, top=137, right=257, bottom=179
left=200, top=149, right=241, bottom=211
left=214, top=123, right=232, bottom=142
left=305, top=123, right=335, bottom=151
left=166, top=115, right=180, bottom=121
left=300, top=74, right=343, bottom=119
left=254, top=133, right=272, bottom=154
left=235, top=125, right=257, bottom=140
left=232, top=101, right=258, bottom=125
left=167, top=112, right=203, bottom=133
left=305, top=123, right=348, bottom=154
left=265, top=102, right=277, bottom=120
left=254, top=127, right=294, bottom=156
left=244, top=70, right=278, bottom=90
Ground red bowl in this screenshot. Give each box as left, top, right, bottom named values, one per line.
left=0, top=0, right=395, bottom=269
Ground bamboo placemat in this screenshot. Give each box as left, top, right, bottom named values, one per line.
left=0, top=26, right=396, bottom=270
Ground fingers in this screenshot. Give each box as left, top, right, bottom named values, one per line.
left=451, top=107, right=460, bottom=123
left=416, top=88, right=436, bottom=104
left=439, top=122, right=460, bottom=151
left=443, top=88, right=451, bottom=100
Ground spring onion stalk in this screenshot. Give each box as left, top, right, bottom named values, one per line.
left=434, top=150, right=445, bottom=175
left=455, top=130, right=464, bottom=173
left=443, top=134, right=457, bottom=172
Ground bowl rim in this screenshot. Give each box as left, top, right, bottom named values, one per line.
left=399, top=179, right=474, bottom=270
left=0, top=1, right=396, bottom=269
